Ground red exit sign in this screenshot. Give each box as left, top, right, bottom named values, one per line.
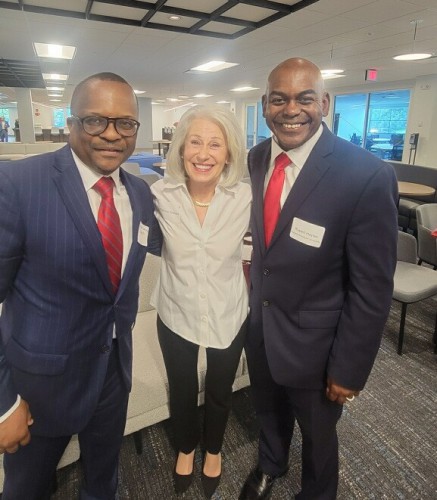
left=365, top=69, right=378, bottom=81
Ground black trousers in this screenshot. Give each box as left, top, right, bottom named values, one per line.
left=3, top=341, right=129, bottom=500
left=157, top=315, right=246, bottom=454
left=245, top=339, right=343, bottom=500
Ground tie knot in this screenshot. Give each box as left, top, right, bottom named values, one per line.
left=93, top=176, right=114, bottom=199
left=275, top=152, right=291, bottom=172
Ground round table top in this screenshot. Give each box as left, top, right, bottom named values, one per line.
left=398, top=181, right=435, bottom=197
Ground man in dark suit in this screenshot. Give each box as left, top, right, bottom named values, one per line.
left=240, top=58, right=398, bottom=499
left=0, top=73, right=160, bottom=499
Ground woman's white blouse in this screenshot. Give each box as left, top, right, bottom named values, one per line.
left=151, top=178, right=252, bottom=349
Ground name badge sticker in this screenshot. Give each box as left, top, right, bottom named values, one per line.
left=138, top=222, right=149, bottom=246
left=290, top=217, right=325, bottom=248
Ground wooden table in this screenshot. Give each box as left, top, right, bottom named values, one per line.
left=152, top=139, right=171, bottom=157
left=398, top=181, right=435, bottom=197
left=152, top=162, right=166, bottom=169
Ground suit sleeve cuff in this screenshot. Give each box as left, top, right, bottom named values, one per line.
left=0, top=395, right=21, bottom=423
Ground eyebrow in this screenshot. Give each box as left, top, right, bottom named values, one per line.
left=188, top=134, right=224, bottom=141
left=270, top=89, right=317, bottom=97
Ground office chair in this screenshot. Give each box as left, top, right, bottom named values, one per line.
left=393, top=231, right=437, bottom=354
left=416, top=204, right=437, bottom=269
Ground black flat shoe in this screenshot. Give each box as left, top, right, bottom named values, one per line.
left=239, top=465, right=286, bottom=500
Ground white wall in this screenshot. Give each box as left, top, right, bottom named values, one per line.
left=32, top=103, right=54, bottom=128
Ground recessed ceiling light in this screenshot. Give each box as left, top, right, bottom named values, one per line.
left=50, top=99, right=62, bottom=102
left=178, top=95, right=190, bottom=99
left=321, top=69, right=344, bottom=75
left=134, top=89, right=146, bottom=94
left=48, top=93, right=63, bottom=96
left=230, top=86, right=259, bottom=92
left=393, top=53, right=432, bottom=61
left=34, top=42, right=76, bottom=60
left=46, top=86, right=64, bottom=91
left=169, top=15, right=181, bottom=21
left=193, top=94, right=213, bottom=98
left=189, top=61, right=239, bottom=73
left=43, top=73, right=68, bottom=81
left=167, top=97, right=181, bottom=102
left=321, top=74, right=346, bottom=80
left=164, top=102, right=195, bottom=112
left=216, top=100, right=230, bottom=104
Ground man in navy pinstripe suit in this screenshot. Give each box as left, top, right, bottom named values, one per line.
left=0, top=73, right=161, bottom=499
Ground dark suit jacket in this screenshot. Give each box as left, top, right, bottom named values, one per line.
left=0, top=145, right=161, bottom=436
left=247, top=125, right=398, bottom=391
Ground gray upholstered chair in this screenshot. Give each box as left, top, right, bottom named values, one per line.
left=416, top=203, right=437, bottom=269
left=393, top=231, right=437, bottom=354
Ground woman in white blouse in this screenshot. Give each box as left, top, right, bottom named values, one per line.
left=151, top=105, right=251, bottom=498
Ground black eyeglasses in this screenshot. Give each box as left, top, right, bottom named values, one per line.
left=71, top=115, right=140, bottom=137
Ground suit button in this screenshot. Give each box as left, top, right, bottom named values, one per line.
left=101, top=344, right=111, bottom=353
left=263, top=268, right=270, bottom=276
left=263, top=300, right=270, bottom=307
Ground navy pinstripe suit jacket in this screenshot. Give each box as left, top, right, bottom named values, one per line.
left=0, top=145, right=160, bottom=436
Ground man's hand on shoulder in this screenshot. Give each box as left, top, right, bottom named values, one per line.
left=326, top=377, right=360, bottom=405
left=0, top=399, right=33, bottom=453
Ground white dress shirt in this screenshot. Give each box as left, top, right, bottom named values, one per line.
left=264, top=124, right=324, bottom=205
left=151, top=178, right=252, bottom=349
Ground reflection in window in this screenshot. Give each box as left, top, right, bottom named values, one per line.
left=333, top=90, right=410, bottom=162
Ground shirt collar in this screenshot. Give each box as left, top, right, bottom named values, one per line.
left=272, top=123, right=324, bottom=171
left=71, top=149, right=123, bottom=193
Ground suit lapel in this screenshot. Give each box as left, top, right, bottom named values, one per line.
left=116, top=170, right=140, bottom=298
left=52, top=146, right=114, bottom=296
left=251, top=141, right=272, bottom=256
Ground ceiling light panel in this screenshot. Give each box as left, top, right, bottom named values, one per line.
left=42, top=73, right=68, bottom=80
left=34, top=43, right=76, bottom=60
left=190, top=61, right=239, bottom=72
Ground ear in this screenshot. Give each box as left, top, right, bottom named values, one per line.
left=321, top=92, right=330, bottom=117
left=261, top=94, right=267, bottom=118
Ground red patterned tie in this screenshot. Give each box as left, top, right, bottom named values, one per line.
left=264, top=152, right=291, bottom=247
left=93, top=177, right=123, bottom=292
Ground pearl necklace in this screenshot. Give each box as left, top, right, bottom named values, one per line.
left=193, top=199, right=210, bottom=208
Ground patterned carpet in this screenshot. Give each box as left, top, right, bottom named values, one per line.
left=52, top=299, right=437, bottom=499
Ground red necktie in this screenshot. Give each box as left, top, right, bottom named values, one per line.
left=264, top=152, right=291, bottom=247
left=93, top=177, right=123, bottom=292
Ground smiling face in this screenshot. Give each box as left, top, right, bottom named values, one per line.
left=68, top=79, right=138, bottom=175
left=182, top=117, right=229, bottom=191
left=262, top=58, right=330, bottom=151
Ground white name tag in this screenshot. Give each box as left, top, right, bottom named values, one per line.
left=138, top=222, right=149, bottom=246
left=290, top=217, right=325, bottom=248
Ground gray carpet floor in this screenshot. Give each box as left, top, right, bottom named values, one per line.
left=52, top=298, right=437, bottom=499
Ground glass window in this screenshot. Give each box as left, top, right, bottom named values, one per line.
left=333, top=90, right=410, bottom=162
left=53, top=109, right=65, bottom=127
